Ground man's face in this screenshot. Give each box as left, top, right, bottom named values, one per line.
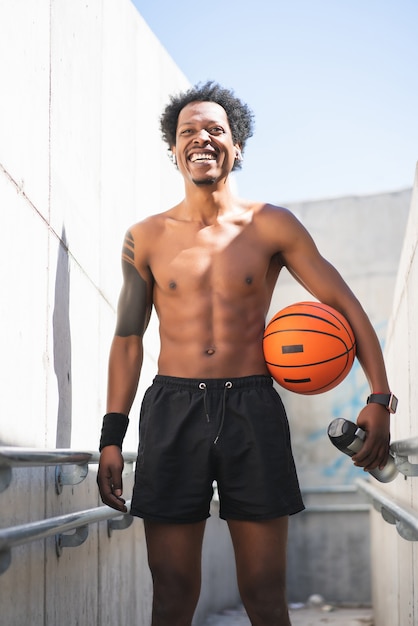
left=172, top=101, right=241, bottom=186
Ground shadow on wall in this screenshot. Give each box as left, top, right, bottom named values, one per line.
left=53, top=227, right=72, bottom=448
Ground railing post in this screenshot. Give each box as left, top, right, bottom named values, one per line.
left=55, top=525, right=90, bottom=557
left=390, top=436, right=418, bottom=477
left=357, top=478, right=418, bottom=541
left=0, top=465, right=12, bottom=493
left=55, top=463, right=90, bottom=494
left=108, top=514, right=134, bottom=537
left=0, top=547, right=11, bottom=576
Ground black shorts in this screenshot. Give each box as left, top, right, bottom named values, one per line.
left=130, top=375, right=304, bottom=523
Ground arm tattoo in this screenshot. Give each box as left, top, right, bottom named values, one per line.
left=115, top=232, right=151, bottom=337
left=122, top=230, right=135, bottom=265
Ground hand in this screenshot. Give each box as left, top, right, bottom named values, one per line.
left=352, top=403, right=391, bottom=471
left=97, top=445, right=127, bottom=512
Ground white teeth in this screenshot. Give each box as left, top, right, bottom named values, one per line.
left=189, top=153, right=216, bottom=162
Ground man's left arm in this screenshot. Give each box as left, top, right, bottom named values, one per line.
left=278, top=209, right=392, bottom=471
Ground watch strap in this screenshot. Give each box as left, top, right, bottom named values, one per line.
left=367, top=392, right=398, bottom=414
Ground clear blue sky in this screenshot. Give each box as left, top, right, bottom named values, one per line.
left=132, top=0, right=417, bottom=203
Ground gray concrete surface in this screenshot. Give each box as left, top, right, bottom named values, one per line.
left=201, top=604, right=374, bottom=626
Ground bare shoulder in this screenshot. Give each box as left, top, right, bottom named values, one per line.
left=120, top=209, right=174, bottom=274
left=127, top=210, right=168, bottom=241
left=252, top=201, right=297, bottom=222
left=124, top=208, right=175, bottom=251
left=249, top=201, right=308, bottom=244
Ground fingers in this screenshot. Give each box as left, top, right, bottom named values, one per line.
left=97, top=447, right=128, bottom=513
left=351, top=427, right=389, bottom=469
left=353, top=403, right=390, bottom=471
left=352, top=440, right=389, bottom=471
left=98, top=474, right=127, bottom=513
left=104, top=493, right=128, bottom=513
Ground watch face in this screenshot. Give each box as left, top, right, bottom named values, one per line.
left=389, top=394, right=398, bottom=413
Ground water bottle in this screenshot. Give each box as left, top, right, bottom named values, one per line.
left=327, top=418, right=398, bottom=483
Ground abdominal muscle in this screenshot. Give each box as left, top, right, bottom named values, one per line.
left=155, top=288, right=272, bottom=379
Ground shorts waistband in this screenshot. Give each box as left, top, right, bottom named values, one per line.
left=153, top=374, right=273, bottom=391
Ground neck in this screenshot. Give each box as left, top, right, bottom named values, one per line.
left=182, top=177, right=237, bottom=219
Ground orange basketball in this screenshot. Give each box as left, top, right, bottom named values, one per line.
left=263, top=301, right=356, bottom=395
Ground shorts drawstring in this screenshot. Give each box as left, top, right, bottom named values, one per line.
left=219, top=381, right=234, bottom=444
left=199, top=382, right=209, bottom=422
left=198, top=380, right=233, bottom=444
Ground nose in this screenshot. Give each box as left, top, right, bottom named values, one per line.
left=193, top=129, right=211, bottom=144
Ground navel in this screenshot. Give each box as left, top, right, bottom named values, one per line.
left=205, top=347, right=216, bottom=356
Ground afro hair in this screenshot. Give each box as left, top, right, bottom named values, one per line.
left=160, top=81, right=254, bottom=170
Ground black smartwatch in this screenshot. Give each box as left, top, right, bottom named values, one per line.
left=367, top=392, right=398, bottom=414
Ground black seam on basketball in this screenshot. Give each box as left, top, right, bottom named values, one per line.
left=264, top=345, right=355, bottom=369
left=273, top=363, right=352, bottom=393
left=299, top=303, right=356, bottom=342
left=305, top=369, right=351, bottom=393
left=270, top=303, right=356, bottom=343
left=269, top=312, right=341, bottom=331
left=263, top=328, right=354, bottom=352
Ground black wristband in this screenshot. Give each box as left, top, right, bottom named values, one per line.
left=99, top=413, right=129, bottom=451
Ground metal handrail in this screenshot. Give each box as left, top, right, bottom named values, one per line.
left=0, top=447, right=137, bottom=493
left=0, top=447, right=93, bottom=467
left=390, top=437, right=418, bottom=477
left=0, top=446, right=137, bottom=466
left=391, top=436, right=418, bottom=456
left=0, top=500, right=133, bottom=575
left=356, top=478, right=418, bottom=541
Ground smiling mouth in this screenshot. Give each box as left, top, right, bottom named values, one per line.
left=189, top=152, right=217, bottom=163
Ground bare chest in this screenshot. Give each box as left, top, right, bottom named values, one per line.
left=149, top=221, right=276, bottom=295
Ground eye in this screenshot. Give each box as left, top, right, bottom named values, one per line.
left=180, top=128, right=193, bottom=135
left=209, top=126, right=225, bottom=135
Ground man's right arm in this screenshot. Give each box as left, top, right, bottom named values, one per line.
left=97, top=228, right=153, bottom=511
left=97, top=334, right=143, bottom=512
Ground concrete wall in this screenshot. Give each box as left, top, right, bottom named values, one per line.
left=0, top=2, right=240, bottom=625
left=368, top=165, right=418, bottom=626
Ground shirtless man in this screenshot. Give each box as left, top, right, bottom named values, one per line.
left=97, top=82, right=395, bottom=626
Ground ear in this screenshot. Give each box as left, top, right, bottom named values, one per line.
left=234, top=144, right=243, bottom=162
left=170, top=147, right=177, bottom=166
